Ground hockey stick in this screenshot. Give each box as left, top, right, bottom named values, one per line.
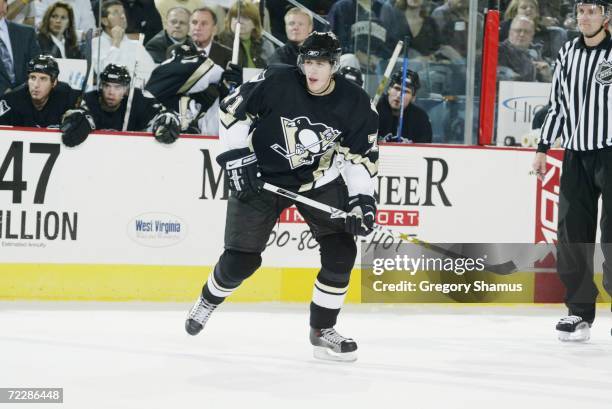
left=396, top=38, right=409, bottom=139
left=77, top=28, right=93, bottom=106
left=262, top=182, right=518, bottom=275
left=122, top=61, right=138, bottom=131
left=232, top=1, right=242, bottom=65
left=371, top=40, right=403, bottom=107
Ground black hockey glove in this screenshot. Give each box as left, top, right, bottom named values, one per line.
left=344, top=194, right=377, bottom=236
left=216, top=147, right=262, bottom=194
left=222, top=63, right=243, bottom=88
left=191, top=84, right=220, bottom=112
left=151, top=109, right=180, bottom=144
left=61, top=108, right=95, bottom=147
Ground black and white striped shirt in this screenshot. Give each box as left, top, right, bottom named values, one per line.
left=539, top=34, right=612, bottom=152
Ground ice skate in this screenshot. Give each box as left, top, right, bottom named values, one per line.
left=310, top=328, right=358, bottom=362
left=556, top=315, right=591, bottom=342
left=185, top=295, right=217, bottom=336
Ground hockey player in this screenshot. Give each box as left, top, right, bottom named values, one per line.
left=84, top=64, right=179, bottom=143
left=0, top=55, right=94, bottom=147
left=377, top=70, right=432, bottom=143
left=185, top=32, right=379, bottom=362
left=533, top=0, right=612, bottom=342
left=145, top=41, right=240, bottom=134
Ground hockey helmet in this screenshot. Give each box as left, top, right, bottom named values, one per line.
left=338, top=66, right=364, bottom=87
left=390, top=70, right=421, bottom=94
left=100, top=64, right=131, bottom=87
left=27, top=55, right=59, bottom=81
left=168, top=41, right=203, bottom=60
left=573, top=0, right=612, bottom=17
left=297, top=31, right=342, bottom=73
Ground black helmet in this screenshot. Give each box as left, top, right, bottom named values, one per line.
left=338, top=66, right=363, bottom=87
left=168, top=41, right=203, bottom=60
left=27, top=55, right=59, bottom=81
left=297, top=31, right=342, bottom=73
left=100, top=64, right=131, bottom=87
left=573, top=0, right=612, bottom=14
left=390, top=70, right=420, bottom=94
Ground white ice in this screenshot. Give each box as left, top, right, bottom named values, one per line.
left=1, top=302, right=611, bottom=409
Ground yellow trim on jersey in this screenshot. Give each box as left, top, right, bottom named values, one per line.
left=337, top=145, right=378, bottom=177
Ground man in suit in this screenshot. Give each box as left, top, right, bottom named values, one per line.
left=189, top=7, right=231, bottom=69
left=145, top=6, right=191, bottom=63
left=0, top=0, right=40, bottom=95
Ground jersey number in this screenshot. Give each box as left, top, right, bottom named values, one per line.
left=0, top=141, right=60, bottom=204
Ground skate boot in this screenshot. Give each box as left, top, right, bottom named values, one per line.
left=185, top=295, right=217, bottom=336
left=556, top=315, right=591, bottom=342
left=310, top=327, right=358, bottom=362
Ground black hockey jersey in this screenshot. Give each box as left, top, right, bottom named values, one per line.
left=84, top=89, right=162, bottom=131
left=0, top=82, right=81, bottom=127
left=219, top=64, right=379, bottom=193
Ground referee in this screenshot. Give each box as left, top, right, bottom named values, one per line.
left=533, top=0, right=612, bottom=342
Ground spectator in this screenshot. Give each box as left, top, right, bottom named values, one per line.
left=6, top=0, right=35, bottom=25
left=500, top=0, right=567, bottom=60
left=37, top=1, right=83, bottom=59
left=0, top=0, right=41, bottom=95
left=380, top=0, right=441, bottom=57
left=538, top=0, right=565, bottom=27
left=432, top=0, right=468, bottom=32
left=269, top=7, right=312, bottom=65
left=189, top=7, right=231, bottom=69
left=34, top=0, right=96, bottom=40
left=377, top=70, right=432, bottom=143
left=217, top=1, right=274, bottom=68
left=498, top=16, right=552, bottom=82
left=92, top=0, right=155, bottom=86
left=154, top=0, right=225, bottom=31
left=119, top=0, right=163, bottom=44
left=328, top=0, right=389, bottom=73
left=145, top=6, right=190, bottom=63
left=0, top=55, right=93, bottom=147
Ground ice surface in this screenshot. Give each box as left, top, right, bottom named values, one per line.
left=1, top=303, right=611, bottom=409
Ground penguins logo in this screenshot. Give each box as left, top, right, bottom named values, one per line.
left=272, top=116, right=341, bottom=168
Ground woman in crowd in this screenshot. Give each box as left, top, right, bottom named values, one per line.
left=380, top=0, right=441, bottom=58
left=500, top=0, right=566, bottom=60
left=37, top=1, right=83, bottom=59
left=217, top=1, right=275, bottom=68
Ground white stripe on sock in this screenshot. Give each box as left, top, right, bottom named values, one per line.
left=312, top=286, right=347, bottom=310
left=207, top=272, right=236, bottom=298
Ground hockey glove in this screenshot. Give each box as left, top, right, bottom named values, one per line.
left=345, top=194, right=377, bottom=236
left=152, top=109, right=180, bottom=144
left=61, top=108, right=95, bottom=147
left=384, top=133, right=405, bottom=143
left=222, top=63, right=243, bottom=88
left=191, top=84, right=220, bottom=112
left=216, top=147, right=262, bottom=194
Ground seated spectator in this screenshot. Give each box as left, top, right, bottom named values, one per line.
left=498, top=16, right=552, bottom=82
left=7, top=0, right=36, bottom=25
left=119, top=0, right=163, bottom=44
left=380, top=0, right=441, bottom=58
left=0, top=55, right=93, bottom=146
left=145, top=6, right=190, bottom=63
left=217, top=1, right=275, bottom=68
left=34, top=0, right=96, bottom=40
left=154, top=0, right=226, bottom=30
left=500, top=0, right=567, bottom=61
left=92, top=0, right=156, bottom=86
left=269, top=7, right=313, bottom=65
left=432, top=0, right=468, bottom=32
left=538, top=0, right=564, bottom=27
left=189, top=7, right=231, bottom=69
left=328, top=0, right=389, bottom=71
left=37, top=2, right=83, bottom=59
left=376, top=70, right=432, bottom=143
left=84, top=63, right=179, bottom=142
left=0, top=0, right=41, bottom=95
left=432, top=0, right=482, bottom=59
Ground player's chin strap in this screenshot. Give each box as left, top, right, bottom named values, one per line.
left=261, top=182, right=518, bottom=275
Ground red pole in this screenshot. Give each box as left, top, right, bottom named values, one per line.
left=478, top=0, right=500, bottom=145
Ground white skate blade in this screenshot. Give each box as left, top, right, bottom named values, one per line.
left=313, top=346, right=357, bottom=362
left=557, top=327, right=590, bottom=342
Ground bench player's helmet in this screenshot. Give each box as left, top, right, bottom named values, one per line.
left=338, top=66, right=364, bottom=87
left=27, top=55, right=60, bottom=81
left=297, top=31, right=342, bottom=74
left=390, top=70, right=421, bottom=94
left=100, top=64, right=131, bottom=87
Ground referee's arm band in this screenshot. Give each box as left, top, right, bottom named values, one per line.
left=536, top=143, right=550, bottom=153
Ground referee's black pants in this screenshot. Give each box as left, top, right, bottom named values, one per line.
left=557, top=148, right=612, bottom=323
